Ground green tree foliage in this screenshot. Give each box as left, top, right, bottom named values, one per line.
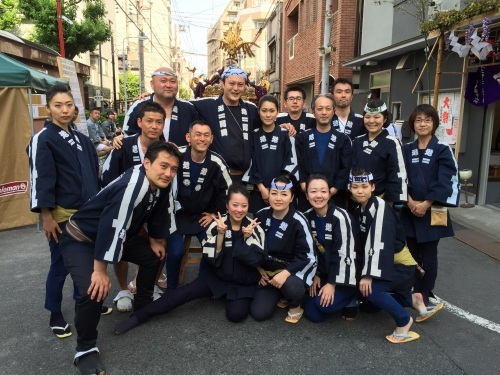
left=0, top=0, right=22, bottom=31
left=119, top=72, right=140, bottom=101
left=18, top=0, right=112, bottom=59
left=178, top=85, right=193, bottom=100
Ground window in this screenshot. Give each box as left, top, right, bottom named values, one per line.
left=101, top=58, right=108, bottom=76
left=254, top=21, right=264, bottom=29
left=289, top=35, right=296, bottom=59
left=370, top=70, right=392, bottom=104
left=268, top=38, right=276, bottom=72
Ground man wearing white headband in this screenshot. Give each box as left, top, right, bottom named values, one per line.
left=331, top=78, right=365, bottom=141
left=191, top=65, right=259, bottom=181
left=123, top=67, right=198, bottom=147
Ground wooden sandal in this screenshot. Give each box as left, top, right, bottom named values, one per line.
left=285, top=308, right=304, bottom=324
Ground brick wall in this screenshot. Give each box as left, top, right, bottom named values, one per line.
left=281, top=0, right=357, bottom=105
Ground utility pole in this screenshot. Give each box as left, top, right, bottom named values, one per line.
left=137, top=0, right=145, bottom=93
left=320, top=0, right=333, bottom=94
left=110, top=31, right=118, bottom=112
left=55, top=0, right=65, bottom=57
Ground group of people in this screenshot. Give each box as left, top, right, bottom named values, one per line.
left=27, top=65, right=460, bottom=375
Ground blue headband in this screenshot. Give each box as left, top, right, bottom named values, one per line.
left=221, top=66, right=247, bottom=80
left=349, top=173, right=374, bottom=183
left=271, top=178, right=293, bottom=190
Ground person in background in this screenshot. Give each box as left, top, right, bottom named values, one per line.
left=400, top=104, right=460, bottom=307
left=384, top=112, right=403, bottom=141
left=100, top=110, right=118, bottom=141
left=86, top=107, right=112, bottom=157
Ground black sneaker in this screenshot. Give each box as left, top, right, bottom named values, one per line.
left=50, top=312, right=72, bottom=339
left=101, top=305, right=113, bottom=315
left=75, top=352, right=105, bottom=375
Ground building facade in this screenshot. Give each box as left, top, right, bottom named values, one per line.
left=344, top=1, right=500, bottom=206
left=280, top=0, right=358, bottom=107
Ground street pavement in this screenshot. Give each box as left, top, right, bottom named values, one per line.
left=0, top=223, right=499, bottom=375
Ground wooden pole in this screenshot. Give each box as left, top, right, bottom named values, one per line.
left=432, top=31, right=444, bottom=109
left=412, top=37, right=439, bottom=93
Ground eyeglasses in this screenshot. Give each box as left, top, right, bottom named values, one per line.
left=287, top=97, right=303, bottom=102
left=414, top=118, right=433, bottom=124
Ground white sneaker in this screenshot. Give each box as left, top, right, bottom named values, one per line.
left=114, top=290, right=134, bottom=312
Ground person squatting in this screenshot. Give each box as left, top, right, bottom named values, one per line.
left=28, top=74, right=459, bottom=374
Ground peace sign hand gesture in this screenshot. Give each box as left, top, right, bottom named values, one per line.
left=212, top=212, right=227, bottom=235
left=242, top=218, right=260, bottom=239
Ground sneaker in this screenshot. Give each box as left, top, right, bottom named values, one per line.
left=101, top=305, right=113, bottom=315
left=75, top=352, right=105, bottom=375
left=50, top=312, right=72, bottom=339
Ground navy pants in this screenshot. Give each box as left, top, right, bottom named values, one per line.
left=45, top=222, right=79, bottom=313
left=362, top=279, right=411, bottom=327
left=250, top=275, right=306, bottom=321
left=60, top=234, right=160, bottom=352
left=166, top=231, right=206, bottom=288
left=304, top=284, right=357, bottom=323
left=407, top=237, right=439, bottom=304
left=134, top=276, right=252, bottom=323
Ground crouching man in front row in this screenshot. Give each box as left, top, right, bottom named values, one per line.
left=59, top=141, right=180, bottom=374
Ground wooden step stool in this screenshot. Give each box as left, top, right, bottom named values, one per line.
left=178, top=235, right=203, bottom=285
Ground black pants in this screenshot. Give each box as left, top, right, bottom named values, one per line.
left=60, top=234, right=160, bottom=352
left=407, top=237, right=440, bottom=304
left=250, top=275, right=305, bottom=321
left=134, top=276, right=252, bottom=323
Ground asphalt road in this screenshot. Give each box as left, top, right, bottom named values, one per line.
left=0, top=224, right=499, bottom=374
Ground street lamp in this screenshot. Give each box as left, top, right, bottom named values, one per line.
left=122, top=35, right=148, bottom=113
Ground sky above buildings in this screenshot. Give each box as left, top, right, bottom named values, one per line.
left=172, top=0, right=230, bottom=75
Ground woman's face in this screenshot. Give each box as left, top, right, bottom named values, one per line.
left=350, top=181, right=375, bottom=206
left=363, top=113, right=386, bottom=137
left=413, top=112, right=434, bottom=137
left=226, top=192, right=249, bottom=223
left=269, top=183, right=293, bottom=213
left=47, top=93, right=75, bottom=127
left=306, top=179, right=329, bottom=211
left=258, top=100, right=278, bottom=127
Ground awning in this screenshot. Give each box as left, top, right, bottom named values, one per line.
left=343, top=35, right=438, bottom=67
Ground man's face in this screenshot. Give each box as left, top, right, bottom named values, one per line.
left=108, top=113, right=117, bottom=122
left=90, top=110, right=100, bottom=121
left=138, top=111, right=165, bottom=141
left=144, top=151, right=179, bottom=190
left=313, top=97, right=335, bottom=127
left=186, top=124, right=213, bottom=153
left=222, top=75, right=246, bottom=105
left=151, top=75, right=178, bottom=100
left=332, top=83, right=353, bottom=109
left=284, top=90, right=306, bottom=114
